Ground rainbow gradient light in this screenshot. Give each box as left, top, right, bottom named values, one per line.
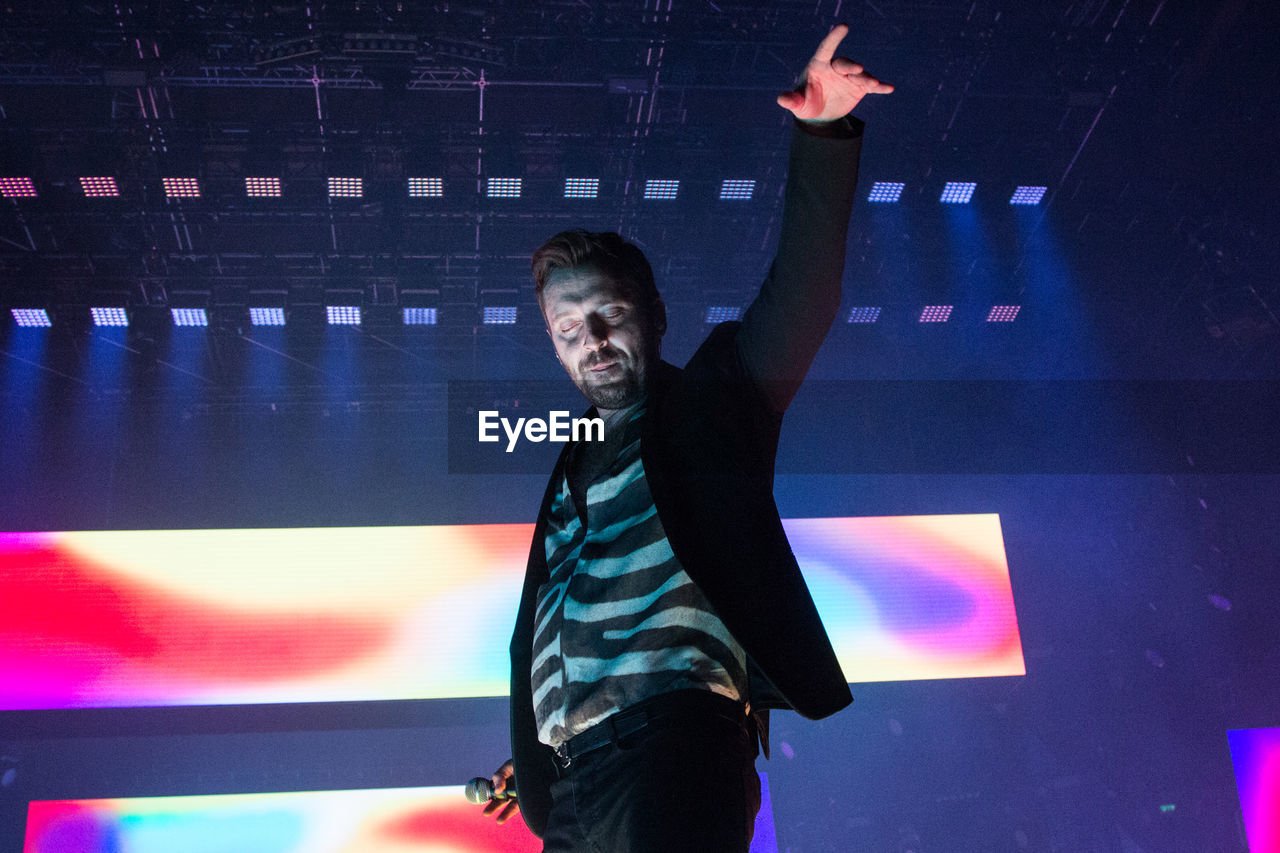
left=23, top=786, right=541, bottom=853
left=24, top=778, right=782, bottom=853
left=1228, top=727, right=1280, bottom=852
left=0, top=515, right=1023, bottom=711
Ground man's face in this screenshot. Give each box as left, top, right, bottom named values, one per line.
left=540, top=265, right=664, bottom=411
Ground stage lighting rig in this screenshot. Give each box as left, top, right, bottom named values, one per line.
left=254, top=36, right=322, bottom=67
left=426, top=36, right=505, bottom=68
left=341, top=33, right=418, bottom=58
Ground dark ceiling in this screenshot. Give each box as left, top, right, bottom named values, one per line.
left=0, top=0, right=1276, bottom=404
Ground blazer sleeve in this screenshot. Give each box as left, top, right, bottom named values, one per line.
left=736, top=115, right=864, bottom=413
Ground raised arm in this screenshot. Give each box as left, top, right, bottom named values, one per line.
left=737, top=25, right=893, bottom=411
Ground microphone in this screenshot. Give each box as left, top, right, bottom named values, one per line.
left=465, top=776, right=517, bottom=805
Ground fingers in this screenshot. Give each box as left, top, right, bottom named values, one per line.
left=811, top=23, right=849, bottom=63
left=831, top=57, right=863, bottom=75
left=494, top=799, right=520, bottom=824
left=776, top=90, right=804, bottom=111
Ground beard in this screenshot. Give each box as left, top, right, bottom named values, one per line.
left=574, top=352, right=647, bottom=410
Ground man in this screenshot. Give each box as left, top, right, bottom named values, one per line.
left=483, top=24, right=892, bottom=851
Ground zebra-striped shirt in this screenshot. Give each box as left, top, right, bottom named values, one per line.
left=531, top=403, right=747, bottom=748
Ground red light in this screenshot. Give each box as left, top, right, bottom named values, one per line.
left=0, top=177, right=37, bottom=198
left=245, top=177, right=282, bottom=197
left=80, top=177, right=120, bottom=197
left=162, top=177, right=200, bottom=198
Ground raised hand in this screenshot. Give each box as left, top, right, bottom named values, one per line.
left=777, top=24, right=894, bottom=122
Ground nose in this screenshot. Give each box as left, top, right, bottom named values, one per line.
left=581, top=315, right=610, bottom=351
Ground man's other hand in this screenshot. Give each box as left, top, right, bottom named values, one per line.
left=777, top=24, right=894, bottom=122
left=481, top=758, right=521, bottom=824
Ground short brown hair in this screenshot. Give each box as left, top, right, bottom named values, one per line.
left=531, top=229, right=659, bottom=307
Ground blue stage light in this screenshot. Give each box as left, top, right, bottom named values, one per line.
left=847, top=306, right=882, bottom=323
left=564, top=178, right=599, bottom=199
left=11, top=308, right=51, bottom=327
left=483, top=306, right=517, bottom=325
left=90, top=307, right=129, bottom=326
left=327, top=305, right=361, bottom=325
left=249, top=307, right=286, bottom=326
left=1009, top=186, right=1046, bottom=205
left=171, top=308, right=208, bottom=327
left=867, top=182, right=904, bottom=203
left=643, top=180, right=679, bottom=200
left=719, top=180, right=755, bottom=200
left=940, top=182, right=976, bottom=204
left=487, top=178, right=522, bottom=198
left=705, top=306, right=741, bottom=323
left=403, top=307, right=438, bottom=325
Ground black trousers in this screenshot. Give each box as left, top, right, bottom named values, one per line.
left=541, top=696, right=761, bottom=853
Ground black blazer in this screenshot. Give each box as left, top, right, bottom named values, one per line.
left=509, top=116, right=865, bottom=837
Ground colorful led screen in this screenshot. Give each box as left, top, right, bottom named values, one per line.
left=23, top=786, right=542, bottom=853
left=1228, top=727, right=1280, bottom=853
left=24, top=781, right=780, bottom=853
left=0, top=515, right=1023, bottom=710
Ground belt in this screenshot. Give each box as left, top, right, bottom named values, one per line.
left=551, top=689, right=746, bottom=770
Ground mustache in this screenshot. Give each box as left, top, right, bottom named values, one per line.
left=579, top=350, right=623, bottom=371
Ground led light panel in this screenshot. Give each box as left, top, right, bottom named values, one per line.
left=0, top=515, right=1022, bottom=710
left=249, top=307, right=286, bottom=326
left=1009, top=186, right=1047, bottom=205
left=403, top=307, right=438, bottom=325
left=1228, top=727, right=1280, bottom=853
left=867, top=181, right=904, bottom=203
left=327, top=177, right=363, bottom=198
left=245, top=177, right=282, bottom=197
left=644, top=179, right=679, bottom=200
left=487, top=177, right=522, bottom=198
left=564, top=177, right=599, bottom=199
left=940, top=181, right=977, bottom=204
left=170, top=308, right=208, bottom=327
left=408, top=177, right=444, bottom=197
left=705, top=306, right=741, bottom=323
left=848, top=306, right=882, bottom=324
left=326, top=305, right=361, bottom=325
left=0, top=177, right=37, bottom=198
left=483, top=306, right=517, bottom=325
left=11, top=308, right=51, bottom=327
left=919, top=305, right=953, bottom=323
left=80, top=177, right=120, bottom=197
left=24, top=787, right=543, bottom=853
left=986, top=305, right=1021, bottom=322
left=162, top=177, right=200, bottom=198
left=23, top=782, right=781, bottom=853
left=719, top=179, right=755, bottom=200
left=90, top=307, right=128, bottom=326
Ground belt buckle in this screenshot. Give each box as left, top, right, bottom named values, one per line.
left=553, top=742, right=572, bottom=769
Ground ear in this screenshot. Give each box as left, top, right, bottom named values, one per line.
left=651, top=298, right=668, bottom=338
